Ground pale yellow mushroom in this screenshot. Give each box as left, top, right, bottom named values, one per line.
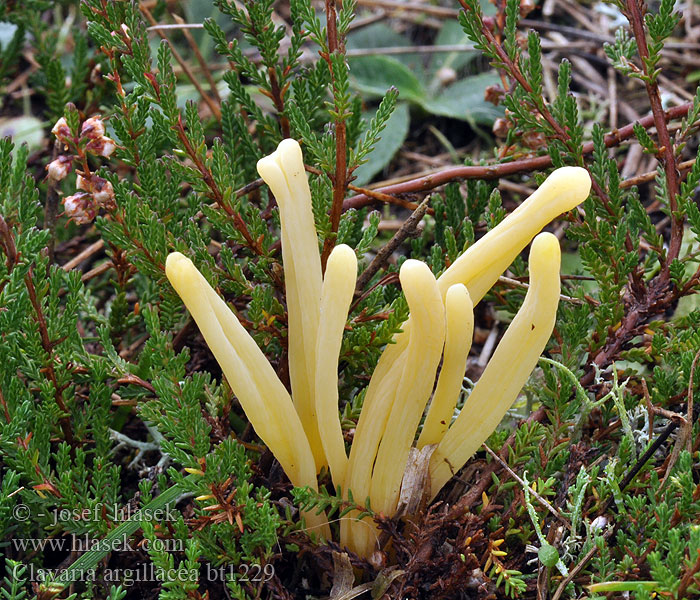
left=343, top=168, right=590, bottom=553
left=428, top=232, right=562, bottom=496
left=417, top=283, right=474, bottom=449
left=341, top=328, right=409, bottom=553
left=349, top=166, right=589, bottom=461
left=353, top=261, right=444, bottom=558
left=165, top=253, right=329, bottom=538
left=256, top=139, right=326, bottom=470
left=436, top=166, right=590, bottom=303
left=166, top=157, right=590, bottom=557
left=315, top=244, right=356, bottom=489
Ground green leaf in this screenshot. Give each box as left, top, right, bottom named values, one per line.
left=0, top=116, right=44, bottom=153
left=353, top=102, right=409, bottom=186
left=428, top=20, right=478, bottom=79
left=422, top=72, right=503, bottom=125
left=346, top=22, right=424, bottom=77
left=348, top=55, right=425, bottom=103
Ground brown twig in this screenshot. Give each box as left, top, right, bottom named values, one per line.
left=62, top=239, right=105, bottom=272
left=354, top=196, right=430, bottom=294
left=320, top=0, right=349, bottom=270
left=621, top=158, right=696, bottom=190
left=25, top=267, right=75, bottom=447
left=117, top=374, right=156, bottom=394
left=343, top=103, right=692, bottom=210
left=348, top=182, right=434, bottom=214
left=625, top=0, right=683, bottom=269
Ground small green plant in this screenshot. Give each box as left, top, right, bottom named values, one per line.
left=2, top=0, right=700, bottom=598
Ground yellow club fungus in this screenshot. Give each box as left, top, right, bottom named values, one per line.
left=164, top=252, right=329, bottom=538
left=429, top=232, right=562, bottom=497
left=315, top=243, right=357, bottom=488
left=165, top=138, right=591, bottom=557
left=256, top=139, right=326, bottom=471
left=417, top=283, right=474, bottom=449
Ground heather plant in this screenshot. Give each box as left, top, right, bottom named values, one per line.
left=1, top=0, right=700, bottom=599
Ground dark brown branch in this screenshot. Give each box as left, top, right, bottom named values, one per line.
left=25, top=267, right=75, bottom=447
left=320, top=0, right=348, bottom=271
left=343, top=103, right=692, bottom=211
left=354, top=196, right=430, bottom=294
left=625, top=0, right=683, bottom=269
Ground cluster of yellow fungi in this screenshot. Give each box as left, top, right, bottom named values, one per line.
left=165, top=139, right=591, bottom=558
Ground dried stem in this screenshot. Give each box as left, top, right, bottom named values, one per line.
left=320, top=0, right=348, bottom=270
left=625, top=0, right=683, bottom=269
left=25, top=267, right=75, bottom=447
left=343, top=103, right=692, bottom=210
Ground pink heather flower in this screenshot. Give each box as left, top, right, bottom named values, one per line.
left=76, top=174, right=88, bottom=191
left=46, top=156, right=72, bottom=181
left=80, top=116, right=105, bottom=139
left=74, top=174, right=115, bottom=206
left=91, top=177, right=114, bottom=204
left=62, top=193, right=94, bottom=225
left=51, top=117, right=71, bottom=143
left=98, top=138, right=116, bottom=158
left=86, top=136, right=117, bottom=158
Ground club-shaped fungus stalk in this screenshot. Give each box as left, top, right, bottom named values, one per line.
left=164, top=253, right=329, bottom=538
left=348, top=260, right=446, bottom=555
left=340, top=316, right=410, bottom=553
left=165, top=137, right=592, bottom=559
left=256, top=139, right=326, bottom=471
left=436, top=166, right=590, bottom=302
left=370, top=260, right=445, bottom=516
left=315, top=243, right=357, bottom=489
left=417, top=283, right=474, bottom=449
left=341, top=167, right=589, bottom=555
left=428, top=232, right=562, bottom=496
